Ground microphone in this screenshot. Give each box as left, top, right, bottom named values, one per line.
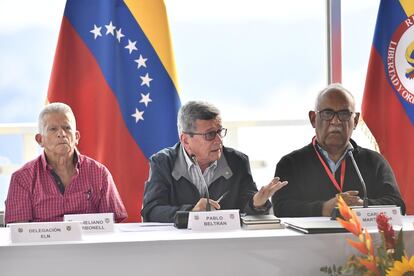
left=191, top=154, right=211, bottom=211
left=347, top=144, right=369, bottom=208
left=331, top=143, right=402, bottom=224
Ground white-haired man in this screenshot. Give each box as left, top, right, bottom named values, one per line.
left=5, top=102, right=127, bottom=223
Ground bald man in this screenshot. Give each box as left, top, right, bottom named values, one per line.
left=272, top=83, right=405, bottom=217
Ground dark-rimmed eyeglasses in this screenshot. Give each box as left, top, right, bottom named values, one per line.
left=184, top=128, right=227, bottom=141
left=316, top=109, right=354, bottom=122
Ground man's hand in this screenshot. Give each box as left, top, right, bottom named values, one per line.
left=192, top=198, right=220, bottom=211
left=340, top=190, right=363, bottom=206
left=322, top=197, right=337, bottom=216
left=253, top=177, right=288, bottom=209
left=322, top=190, right=363, bottom=216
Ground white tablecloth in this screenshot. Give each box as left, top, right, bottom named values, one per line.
left=0, top=216, right=413, bottom=276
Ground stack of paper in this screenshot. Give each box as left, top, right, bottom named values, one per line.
left=241, top=215, right=284, bottom=230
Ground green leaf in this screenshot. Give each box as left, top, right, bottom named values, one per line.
left=320, top=266, right=334, bottom=275
left=394, top=229, right=405, bottom=261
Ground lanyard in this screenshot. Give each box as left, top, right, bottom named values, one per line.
left=312, top=137, right=346, bottom=193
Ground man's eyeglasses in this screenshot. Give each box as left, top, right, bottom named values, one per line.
left=184, top=128, right=227, bottom=141
left=316, top=109, right=354, bottom=122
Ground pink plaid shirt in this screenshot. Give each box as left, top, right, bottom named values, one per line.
left=5, top=152, right=127, bottom=223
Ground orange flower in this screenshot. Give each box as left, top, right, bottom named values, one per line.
left=347, top=238, right=369, bottom=255
left=338, top=217, right=361, bottom=236
left=352, top=213, right=362, bottom=233
left=337, top=195, right=353, bottom=221
left=358, top=257, right=380, bottom=275
left=321, top=196, right=411, bottom=276
left=363, top=229, right=375, bottom=257
left=337, top=195, right=362, bottom=236
left=336, top=196, right=377, bottom=273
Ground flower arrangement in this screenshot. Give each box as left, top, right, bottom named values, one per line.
left=320, top=196, right=414, bottom=276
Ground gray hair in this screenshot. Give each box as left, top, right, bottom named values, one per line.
left=314, top=83, right=355, bottom=110
left=38, top=102, right=76, bottom=134
left=177, top=101, right=221, bottom=134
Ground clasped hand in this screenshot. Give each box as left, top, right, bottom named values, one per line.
left=338, top=190, right=363, bottom=206
left=322, top=190, right=363, bottom=216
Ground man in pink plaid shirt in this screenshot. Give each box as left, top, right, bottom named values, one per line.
left=5, top=103, right=127, bottom=223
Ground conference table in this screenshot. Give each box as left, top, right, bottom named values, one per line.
left=0, top=217, right=413, bottom=276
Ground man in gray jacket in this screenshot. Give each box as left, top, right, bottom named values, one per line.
left=141, top=101, right=287, bottom=222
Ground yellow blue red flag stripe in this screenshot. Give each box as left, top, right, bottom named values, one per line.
left=362, top=0, right=414, bottom=214
left=48, top=0, right=180, bottom=222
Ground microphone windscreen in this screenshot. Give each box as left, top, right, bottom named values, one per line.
left=174, top=211, right=189, bottom=229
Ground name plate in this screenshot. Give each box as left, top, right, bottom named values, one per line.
left=353, top=206, right=402, bottom=227
left=64, top=213, right=114, bottom=233
left=9, top=221, right=82, bottom=243
left=188, top=209, right=240, bottom=231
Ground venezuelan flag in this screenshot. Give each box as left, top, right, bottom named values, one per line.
left=362, top=0, right=414, bottom=214
left=48, top=0, right=181, bottom=222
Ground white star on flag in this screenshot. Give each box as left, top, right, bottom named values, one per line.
left=131, top=108, right=144, bottom=123
left=140, top=73, right=153, bottom=87
left=139, top=93, right=152, bottom=107
left=125, top=40, right=138, bottom=54
left=116, top=28, right=125, bottom=42
left=134, top=54, right=148, bottom=69
left=105, top=21, right=116, bottom=36
left=90, top=25, right=102, bottom=39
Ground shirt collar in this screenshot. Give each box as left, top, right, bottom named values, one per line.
left=41, top=149, right=81, bottom=171
left=172, top=144, right=232, bottom=181
left=182, top=146, right=194, bottom=170
left=316, top=143, right=352, bottom=173
left=182, top=145, right=218, bottom=172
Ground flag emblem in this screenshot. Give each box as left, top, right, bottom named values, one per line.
left=387, top=18, right=414, bottom=104
left=362, top=0, right=414, bottom=214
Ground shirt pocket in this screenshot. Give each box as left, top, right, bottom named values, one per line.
left=65, top=188, right=100, bottom=214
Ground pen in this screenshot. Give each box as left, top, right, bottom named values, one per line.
left=216, top=191, right=229, bottom=203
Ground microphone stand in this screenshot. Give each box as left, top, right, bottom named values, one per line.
left=347, top=149, right=369, bottom=208
left=331, top=145, right=369, bottom=220
left=191, top=155, right=211, bottom=211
